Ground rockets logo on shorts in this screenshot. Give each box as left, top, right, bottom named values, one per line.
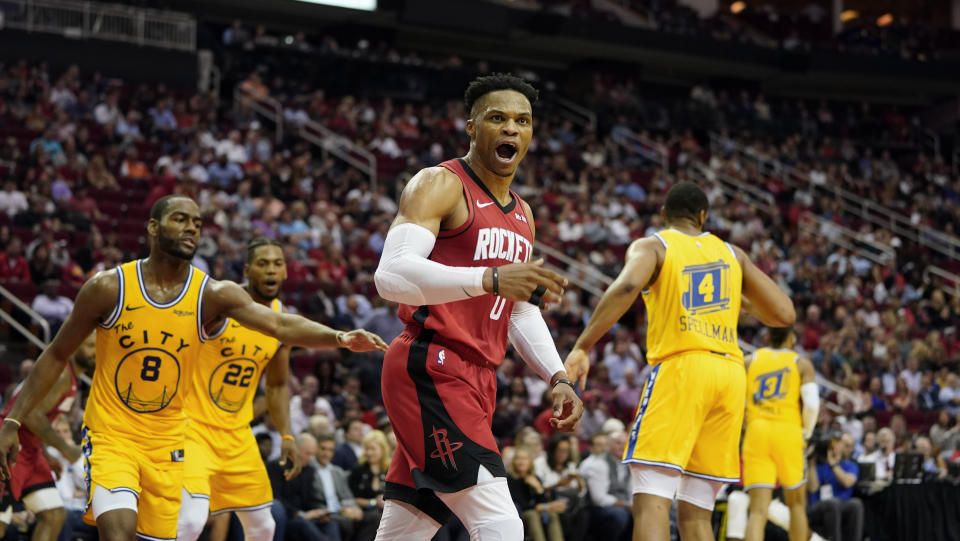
left=429, top=426, right=463, bottom=470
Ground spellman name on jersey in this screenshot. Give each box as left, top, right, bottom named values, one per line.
left=472, top=227, right=533, bottom=263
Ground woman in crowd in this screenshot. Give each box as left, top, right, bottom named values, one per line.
left=534, top=434, right=589, bottom=540
left=507, top=447, right=566, bottom=541
left=348, top=429, right=390, bottom=541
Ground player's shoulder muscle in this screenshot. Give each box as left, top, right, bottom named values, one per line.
left=77, top=268, right=121, bottom=322
left=398, top=166, right=463, bottom=217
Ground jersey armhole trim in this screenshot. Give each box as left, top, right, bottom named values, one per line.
left=99, top=266, right=125, bottom=329
left=724, top=242, right=737, bottom=260
left=196, top=275, right=211, bottom=343
left=642, top=233, right=668, bottom=294
left=653, top=233, right=668, bottom=249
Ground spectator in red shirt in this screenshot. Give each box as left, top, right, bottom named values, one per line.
left=802, top=304, right=828, bottom=350
left=0, top=236, right=31, bottom=282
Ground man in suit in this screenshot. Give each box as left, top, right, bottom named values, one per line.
left=313, top=431, right=380, bottom=541
left=332, top=418, right=366, bottom=471
left=267, top=433, right=341, bottom=541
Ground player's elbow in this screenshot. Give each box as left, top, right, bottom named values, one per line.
left=374, top=266, right=424, bottom=305
left=769, top=301, right=796, bottom=327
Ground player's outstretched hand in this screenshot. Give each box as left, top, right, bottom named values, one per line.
left=341, top=329, right=389, bottom=352
left=0, top=422, right=21, bottom=481
left=549, top=382, right=583, bottom=433
left=491, top=259, right=568, bottom=308
left=279, top=436, right=303, bottom=481
left=563, top=348, right=590, bottom=389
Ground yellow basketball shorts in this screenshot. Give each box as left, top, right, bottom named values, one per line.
left=81, top=427, right=184, bottom=540
left=742, top=418, right=806, bottom=490
left=623, top=352, right=745, bottom=482
left=183, top=421, right=273, bottom=515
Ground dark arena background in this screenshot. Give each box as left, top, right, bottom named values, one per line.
left=2, top=0, right=960, bottom=540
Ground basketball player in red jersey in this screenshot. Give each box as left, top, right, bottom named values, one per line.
left=0, top=332, right=95, bottom=541
left=373, top=73, right=584, bottom=540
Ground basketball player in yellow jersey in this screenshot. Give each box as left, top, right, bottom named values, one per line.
left=742, top=327, right=818, bottom=541
left=564, top=182, right=796, bottom=541
left=0, top=195, right=388, bottom=541
left=178, top=238, right=301, bottom=541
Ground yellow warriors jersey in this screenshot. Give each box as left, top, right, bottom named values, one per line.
left=745, top=348, right=802, bottom=426
left=86, top=260, right=208, bottom=441
left=184, top=298, right=282, bottom=431
left=642, top=229, right=743, bottom=364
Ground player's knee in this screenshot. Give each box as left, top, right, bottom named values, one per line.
left=36, top=506, right=67, bottom=528
left=469, top=514, right=524, bottom=541
left=177, top=508, right=208, bottom=541
left=243, top=515, right=275, bottom=541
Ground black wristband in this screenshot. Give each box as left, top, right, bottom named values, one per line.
left=492, top=267, right=499, bottom=296
left=552, top=378, right=576, bottom=391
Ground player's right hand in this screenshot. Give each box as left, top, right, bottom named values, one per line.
left=0, top=423, right=21, bottom=481
left=279, top=437, right=303, bottom=481
left=487, top=259, right=567, bottom=307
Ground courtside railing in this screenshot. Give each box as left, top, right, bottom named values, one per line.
left=234, top=84, right=377, bottom=187
left=710, top=133, right=960, bottom=262
left=0, top=0, right=196, bottom=51
left=613, top=129, right=670, bottom=173
left=0, top=284, right=50, bottom=349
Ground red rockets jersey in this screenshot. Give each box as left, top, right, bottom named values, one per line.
left=397, top=158, right=535, bottom=368
left=2, top=363, right=78, bottom=423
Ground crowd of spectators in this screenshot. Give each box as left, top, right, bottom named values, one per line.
left=483, top=0, right=956, bottom=60
left=3, top=29, right=960, bottom=538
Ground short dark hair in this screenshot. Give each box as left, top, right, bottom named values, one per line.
left=768, top=327, right=793, bottom=347
left=149, top=194, right=192, bottom=221
left=255, top=432, right=272, bottom=445
left=246, top=237, right=283, bottom=262
left=464, top=73, right=538, bottom=116
left=663, top=182, right=709, bottom=223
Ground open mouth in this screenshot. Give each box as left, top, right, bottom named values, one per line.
left=495, top=142, right=518, bottom=162
left=263, top=279, right=279, bottom=289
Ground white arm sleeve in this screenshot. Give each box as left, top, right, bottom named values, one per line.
left=800, top=382, right=820, bottom=440
left=374, top=223, right=487, bottom=306
left=508, top=301, right=564, bottom=383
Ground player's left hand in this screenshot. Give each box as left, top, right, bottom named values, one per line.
left=279, top=437, right=302, bottom=481
left=563, top=348, right=591, bottom=389
left=341, top=330, right=389, bottom=352
left=549, top=380, right=583, bottom=433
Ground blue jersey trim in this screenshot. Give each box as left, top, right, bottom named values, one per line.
left=136, top=533, right=175, bottom=541
left=196, top=275, right=210, bottom=342
left=100, top=266, right=125, bottom=329
left=622, top=458, right=685, bottom=473
left=136, top=260, right=194, bottom=309
left=744, top=483, right=777, bottom=492
left=209, top=501, right=273, bottom=516
left=681, top=469, right=740, bottom=483
left=184, top=490, right=210, bottom=500
left=782, top=479, right=807, bottom=490
left=624, top=364, right=661, bottom=460
left=653, top=233, right=668, bottom=249
left=108, top=487, right=141, bottom=499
